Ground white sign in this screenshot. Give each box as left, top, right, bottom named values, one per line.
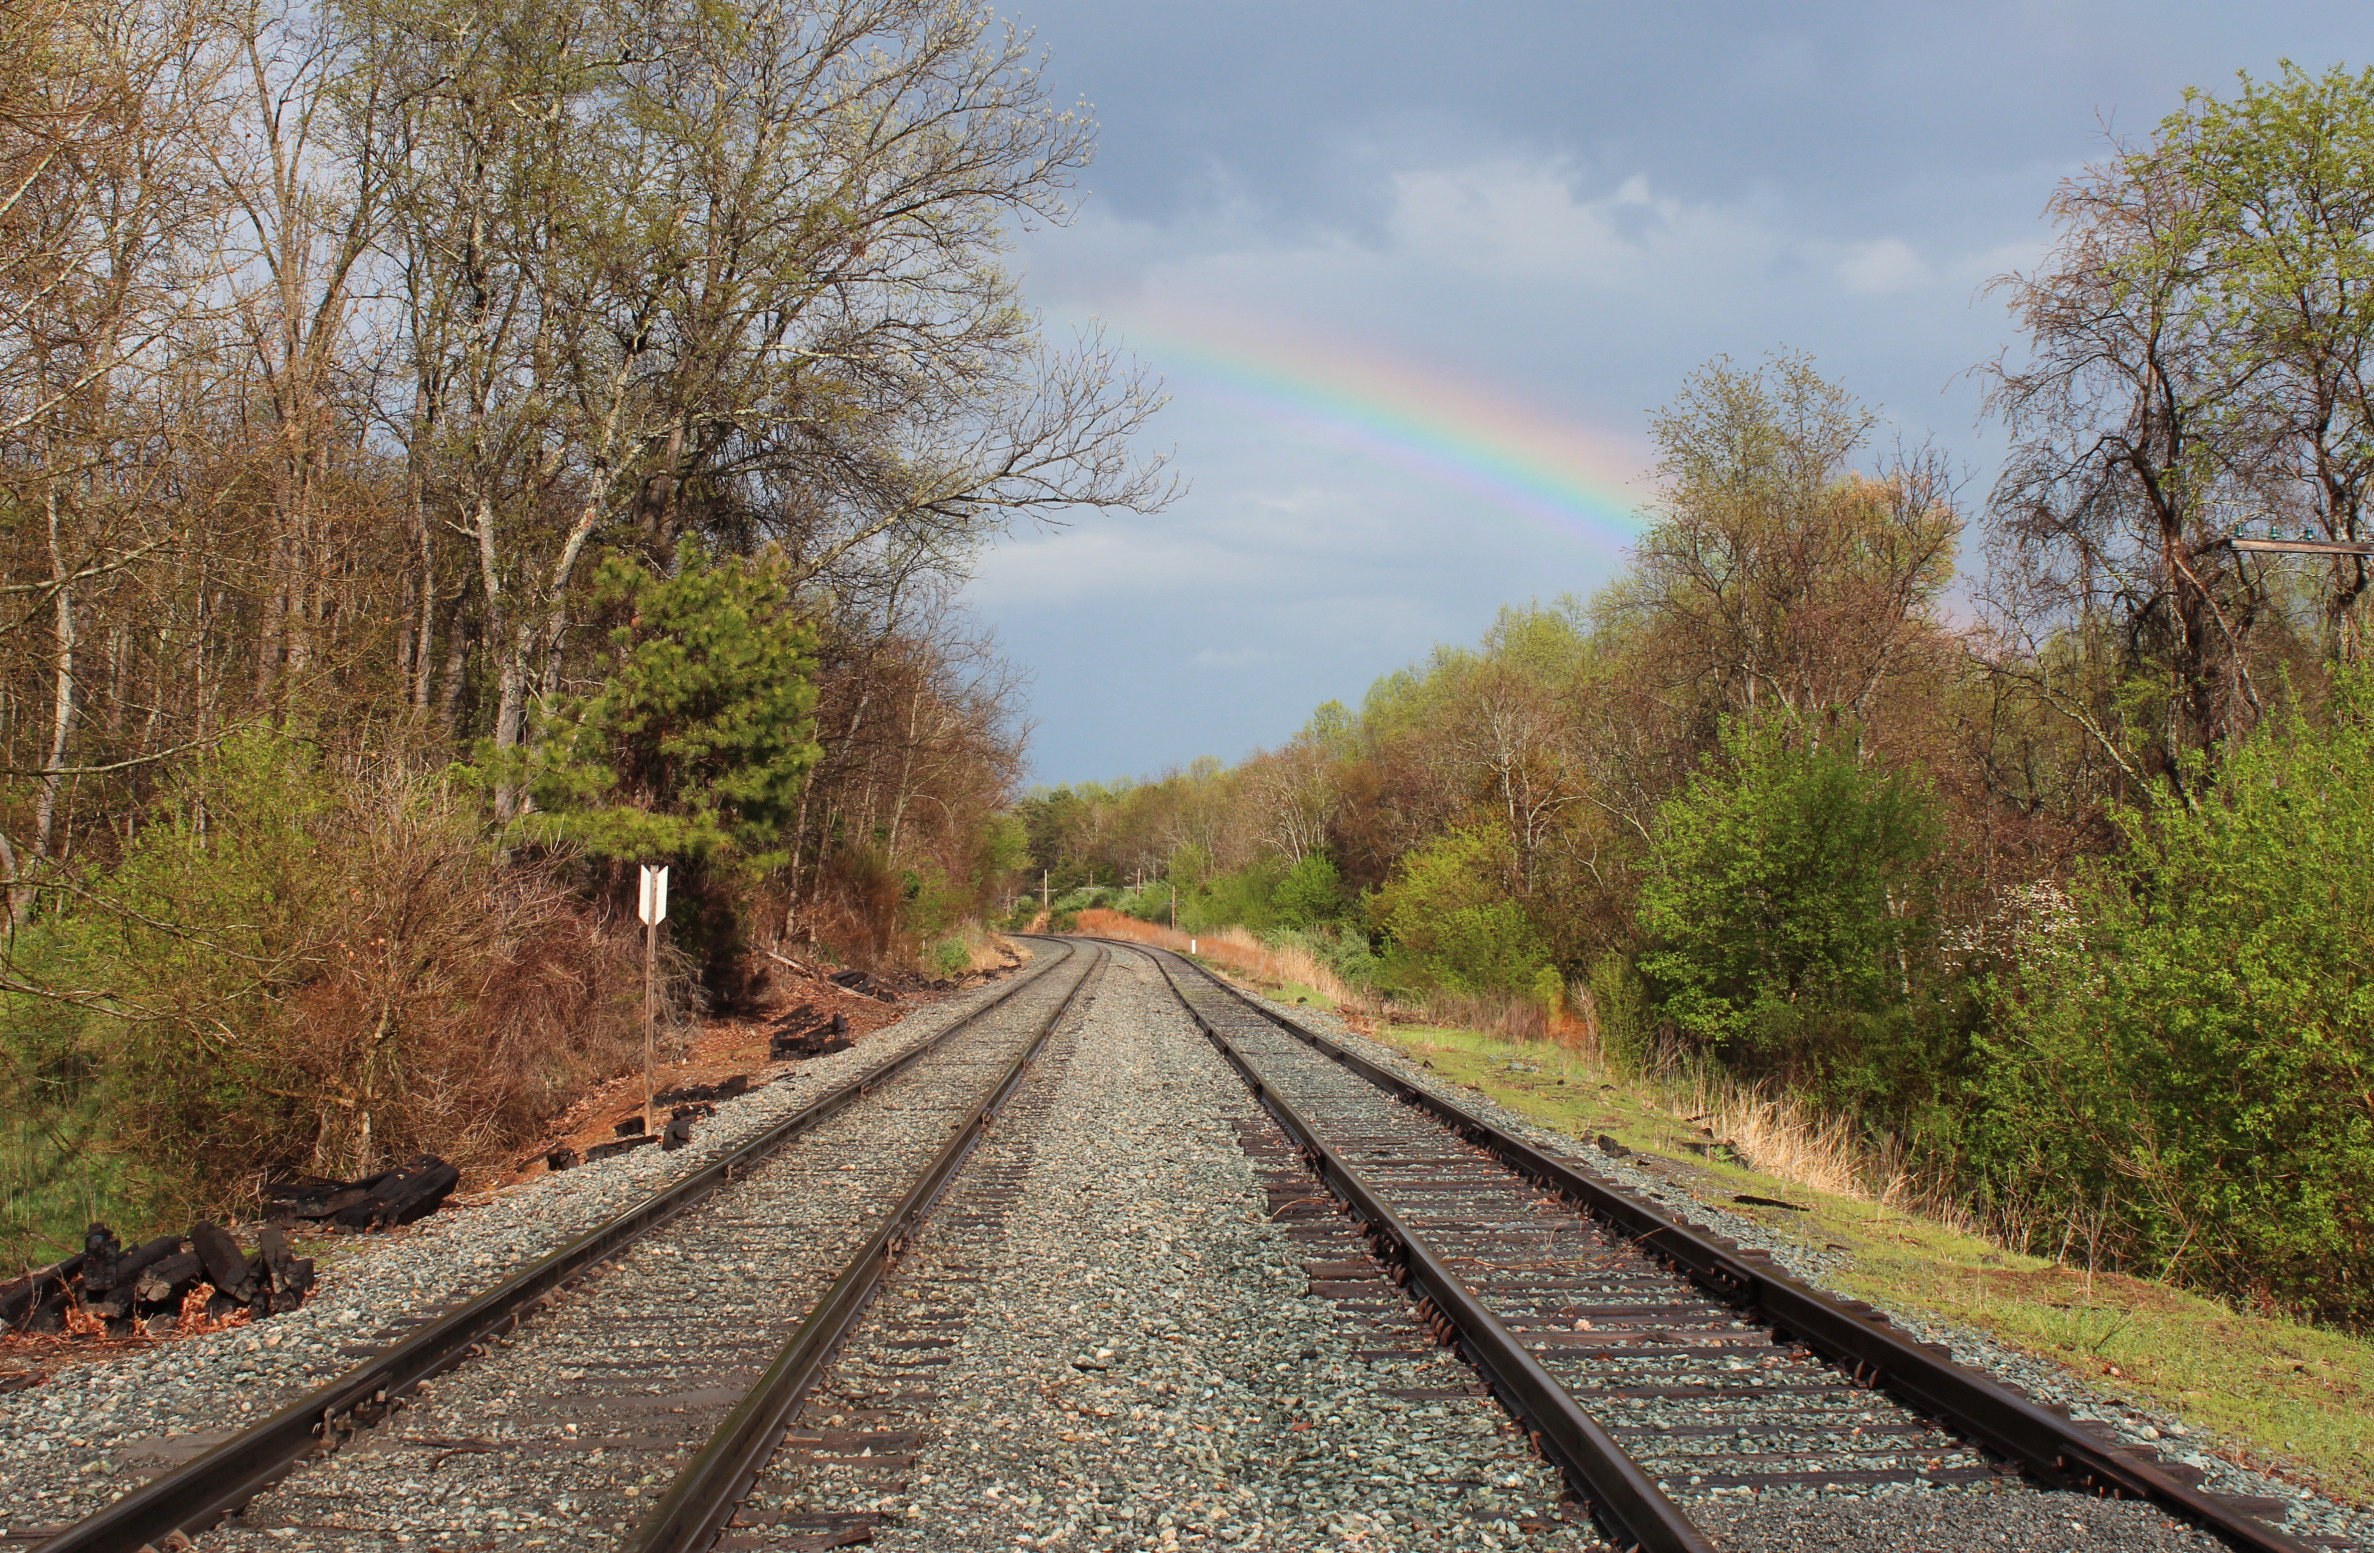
left=638, top=864, right=669, bottom=925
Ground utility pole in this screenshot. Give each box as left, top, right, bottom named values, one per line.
left=638, top=863, right=669, bottom=1135
left=1041, top=867, right=1049, bottom=920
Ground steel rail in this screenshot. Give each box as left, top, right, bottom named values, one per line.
left=39, top=945, right=1079, bottom=1553
left=622, top=939, right=1106, bottom=1553
left=1143, top=941, right=2317, bottom=1553
left=1136, top=945, right=1713, bottom=1553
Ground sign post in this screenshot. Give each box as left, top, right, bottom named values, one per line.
left=638, top=864, right=669, bottom=1134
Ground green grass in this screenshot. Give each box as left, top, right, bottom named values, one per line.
left=1269, top=980, right=1337, bottom=1010
left=1, top=1105, right=168, bottom=1269
left=1222, top=981, right=2374, bottom=1507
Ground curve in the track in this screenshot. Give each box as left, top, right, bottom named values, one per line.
left=1124, top=940, right=2324, bottom=1553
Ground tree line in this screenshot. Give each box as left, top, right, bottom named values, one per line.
left=1021, top=65, right=2374, bottom=1328
left=0, top=0, right=1162, bottom=1256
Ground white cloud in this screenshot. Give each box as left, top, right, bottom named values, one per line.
left=1834, top=237, right=1930, bottom=293
left=967, top=462, right=1459, bottom=610
left=1040, top=150, right=2023, bottom=327
left=1382, top=159, right=1780, bottom=288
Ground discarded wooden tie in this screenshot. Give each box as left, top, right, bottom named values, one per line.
left=771, top=1009, right=852, bottom=1061
left=262, top=1155, right=461, bottom=1231
left=2, top=1219, right=317, bottom=1337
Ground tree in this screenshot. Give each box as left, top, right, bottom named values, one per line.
left=2174, top=64, right=2374, bottom=653
left=0, top=0, right=243, bottom=923
left=1981, top=66, right=2374, bottom=800
left=528, top=538, right=818, bottom=868
left=343, top=0, right=1174, bottom=817
left=1610, top=353, right=1960, bottom=757
left=1637, top=719, right=1942, bottom=1090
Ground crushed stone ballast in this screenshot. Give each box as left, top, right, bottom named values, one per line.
left=18, top=946, right=1084, bottom=1553
left=1122, top=939, right=2345, bottom=1553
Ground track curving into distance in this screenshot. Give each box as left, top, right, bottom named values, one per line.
left=1121, top=939, right=2331, bottom=1553
left=43, top=943, right=1096, bottom=1553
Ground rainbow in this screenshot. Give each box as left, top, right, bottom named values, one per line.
left=1107, top=307, right=1655, bottom=557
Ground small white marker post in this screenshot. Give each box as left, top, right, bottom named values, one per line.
left=638, top=863, right=669, bottom=1135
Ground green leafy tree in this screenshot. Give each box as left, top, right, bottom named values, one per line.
left=1367, top=825, right=1547, bottom=997
left=529, top=539, right=819, bottom=868
left=1976, top=677, right=2374, bottom=1323
left=2169, top=63, right=2374, bottom=651
left=1272, top=852, right=1348, bottom=928
left=1637, top=722, right=1943, bottom=1093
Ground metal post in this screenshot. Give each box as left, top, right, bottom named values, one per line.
left=638, top=863, right=669, bottom=1136
left=643, top=916, right=656, bottom=1135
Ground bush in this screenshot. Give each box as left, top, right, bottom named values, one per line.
left=1273, top=853, right=1349, bottom=927
left=1183, top=859, right=1285, bottom=935
left=1367, top=824, right=1548, bottom=997
left=1, top=734, right=645, bottom=1255
left=1586, top=953, right=1655, bottom=1067
left=1636, top=719, right=1957, bottom=1114
left=1975, top=686, right=2374, bottom=1324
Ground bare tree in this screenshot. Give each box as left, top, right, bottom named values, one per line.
left=1609, top=354, right=1961, bottom=757
left=0, top=0, right=242, bottom=923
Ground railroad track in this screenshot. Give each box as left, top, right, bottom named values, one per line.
left=708, top=939, right=1104, bottom=1549
left=688, top=936, right=1589, bottom=1552
left=42, top=942, right=1104, bottom=1553
left=1125, top=941, right=2342, bottom=1553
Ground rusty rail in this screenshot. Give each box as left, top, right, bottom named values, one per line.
left=39, top=945, right=1079, bottom=1553
left=622, top=938, right=1105, bottom=1553
left=1144, top=947, right=1712, bottom=1553
left=1140, top=940, right=2315, bottom=1553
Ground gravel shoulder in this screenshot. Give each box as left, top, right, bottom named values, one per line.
left=0, top=964, right=1050, bottom=1542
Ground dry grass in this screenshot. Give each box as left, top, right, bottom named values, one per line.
left=1074, top=911, right=1361, bottom=1005
left=1665, top=1063, right=1974, bottom=1227
left=1075, top=909, right=1948, bottom=1221
left=950, top=921, right=1023, bottom=973
left=1395, top=985, right=1577, bottom=1047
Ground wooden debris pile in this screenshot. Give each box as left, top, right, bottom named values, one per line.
left=769, top=1005, right=851, bottom=1060
left=827, top=968, right=900, bottom=1003
left=542, top=1085, right=727, bottom=1173
left=2, top=1220, right=316, bottom=1337
left=262, top=1156, right=461, bottom=1231
left=656, top=1073, right=751, bottom=1106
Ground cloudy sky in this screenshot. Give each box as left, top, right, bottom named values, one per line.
left=967, top=3, right=2368, bottom=786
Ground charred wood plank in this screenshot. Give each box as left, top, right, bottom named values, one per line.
left=134, top=1250, right=204, bottom=1307
left=190, top=1222, right=257, bottom=1304
left=256, top=1226, right=314, bottom=1312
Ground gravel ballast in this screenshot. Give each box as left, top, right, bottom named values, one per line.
left=1199, top=966, right=2368, bottom=1553
left=8, top=934, right=2362, bottom=1553
left=0, top=957, right=1067, bottom=1543
left=753, top=946, right=1597, bottom=1552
